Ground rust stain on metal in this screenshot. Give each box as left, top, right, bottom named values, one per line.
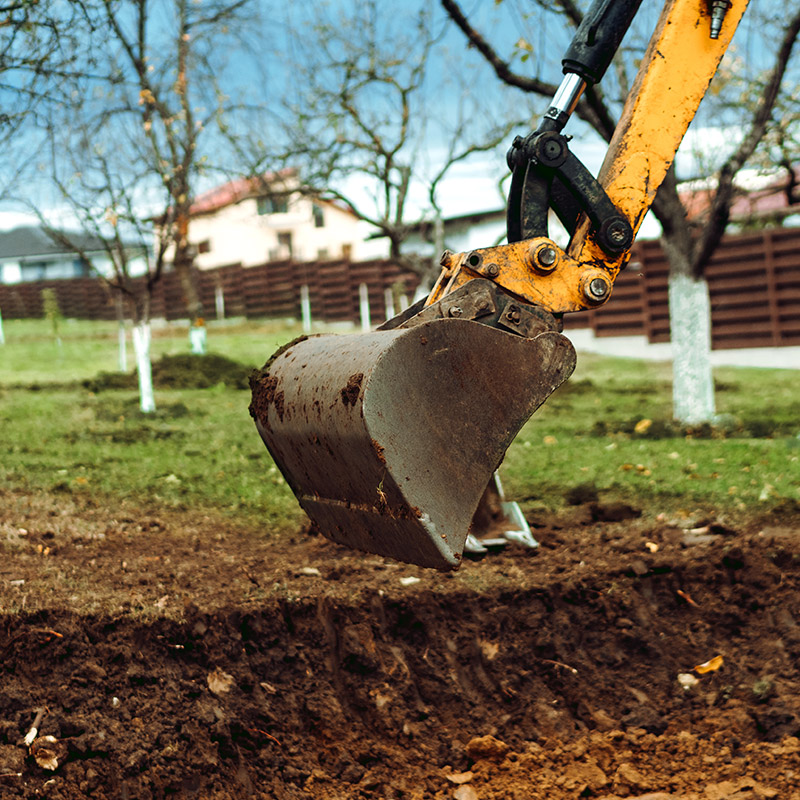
left=371, top=439, right=386, bottom=465
left=249, top=371, right=285, bottom=425
left=340, top=372, right=364, bottom=407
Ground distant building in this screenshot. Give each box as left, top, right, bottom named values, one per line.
left=680, top=166, right=800, bottom=230
left=0, top=226, right=148, bottom=285
left=180, top=169, right=383, bottom=269
left=401, top=166, right=800, bottom=261
left=400, top=206, right=571, bottom=261
left=402, top=208, right=506, bottom=259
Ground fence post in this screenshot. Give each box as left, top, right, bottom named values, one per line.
left=115, top=295, right=126, bottom=371
left=0, top=307, right=4, bottom=345
left=118, top=323, right=127, bottom=371
left=215, top=281, right=225, bottom=320
left=359, top=283, right=371, bottom=331
left=384, top=287, right=395, bottom=321
left=300, top=284, right=312, bottom=333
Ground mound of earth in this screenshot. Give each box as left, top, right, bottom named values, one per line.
left=1, top=491, right=800, bottom=799
left=84, top=353, right=252, bottom=392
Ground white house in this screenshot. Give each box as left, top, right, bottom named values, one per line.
left=400, top=206, right=572, bottom=262
left=0, top=226, right=149, bottom=284
left=183, top=170, right=381, bottom=269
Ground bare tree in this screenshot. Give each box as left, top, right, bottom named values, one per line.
left=16, top=0, right=257, bottom=408
left=721, top=46, right=800, bottom=224
left=35, top=108, right=172, bottom=412
left=442, top=0, right=800, bottom=423
left=0, top=0, right=94, bottom=189
left=244, top=0, right=521, bottom=287
left=88, top=0, right=255, bottom=325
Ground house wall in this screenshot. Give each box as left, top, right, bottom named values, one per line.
left=0, top=251, right=149, bottom=285
left=188, top=194, right=378, bottom=269
left=0, top=257, right=86, bottom=284
left=402, top=209, right=570, bottom=259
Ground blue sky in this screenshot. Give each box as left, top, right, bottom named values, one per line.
left=0, top=0, right=793, bottom=235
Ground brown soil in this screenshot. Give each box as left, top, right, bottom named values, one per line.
left=2, top=489, right=800, bottom=799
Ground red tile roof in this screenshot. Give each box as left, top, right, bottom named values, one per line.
left=680, top=167, right=800, bottom=223
left=189, top=168, right=298, bottom=216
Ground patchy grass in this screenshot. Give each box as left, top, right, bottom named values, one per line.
left=1, top=385, right=304, bottom=531
left=0, top=317, right=301, bottom=385
left=1, top=317, right=307, bottom=530
left=504, top=353, right=800, bottom=516
left=1, top=320, right=798, bottom=525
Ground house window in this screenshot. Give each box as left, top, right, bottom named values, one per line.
left=317, top=248, right=329, bottom=260
left=341, top=243, right=352, bottom=260
left=72, top=257, right=91, bottom=277
left=19, top=261, right=50, bottom=282
left=197, top=239, right=211, bottom=254
left=257, top=195, right=289, bottom=215
left=312, top=203, right=325, bottom=228
left=278, top=231, right=293, bottom=259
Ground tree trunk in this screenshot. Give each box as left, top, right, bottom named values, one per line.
left=174, top=247, right=203, bottom=322
left=115, top=295, right=127, bottom=372
left=132, top=321, right=156, bottom=413
left=667, top=270, right=715, bottom=425
left=653, top=173, right=716, bottom=425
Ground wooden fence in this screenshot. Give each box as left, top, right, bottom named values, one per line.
left=2, top=228, right=799, bottom=350
left=565, top=227, right=800, bottom=349
left=0, top=258, right=420, bottom=325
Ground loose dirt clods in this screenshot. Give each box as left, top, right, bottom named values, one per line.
left=2, top=490, right=800, bottom=798
left=249, top=372, right=284, bottom=425
left=341, top=372, right=364, bottom=407
left=372, top=439, right=386, bottom=465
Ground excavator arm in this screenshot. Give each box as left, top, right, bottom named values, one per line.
left=427, top=0, right=748, bottom=317
left=250, top=0, right=748, bottom=570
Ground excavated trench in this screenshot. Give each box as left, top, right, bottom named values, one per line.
left=1, top=493, right=800, bottom=799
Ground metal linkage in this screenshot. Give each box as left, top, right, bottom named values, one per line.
left=506, top=130, right=633, bottom=255
left=399, top=278, right=561, bottom=341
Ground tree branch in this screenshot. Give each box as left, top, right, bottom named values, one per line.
left=439, top=0, right=557, bottom=96
left=692, top=5, right=800, bottom=274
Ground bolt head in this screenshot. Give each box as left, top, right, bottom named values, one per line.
left=607, top=223, right=628, bottom=244
left=599, top=217, right=632, bottom=254
left=531, top=244, right=558, bottom=272
left=586, top=277, right=610, bottom=301
left=544, top=141, right=561, bottom=159
left=539, top=247, right=557, bottom=267
left=486, top=263, right=500, bottom=278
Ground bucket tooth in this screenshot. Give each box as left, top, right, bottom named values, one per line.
left=250, top=318, right=576, bottom=570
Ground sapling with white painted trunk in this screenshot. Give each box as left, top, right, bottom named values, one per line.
left=132, top=322, right=155, bottom=413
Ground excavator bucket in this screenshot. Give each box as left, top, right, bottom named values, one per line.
left=249, top=318, right=576, bottom=570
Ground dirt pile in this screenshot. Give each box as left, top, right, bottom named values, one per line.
left=83, top=353, right=252, bottom=393
left=1, top=492, right=800, bottom=798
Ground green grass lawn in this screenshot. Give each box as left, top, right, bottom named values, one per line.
left=0, top=317, right=301, bottom=385
left=1, top=317, right=798, bottom=528
left=506, top=354, right=800, bottom=515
